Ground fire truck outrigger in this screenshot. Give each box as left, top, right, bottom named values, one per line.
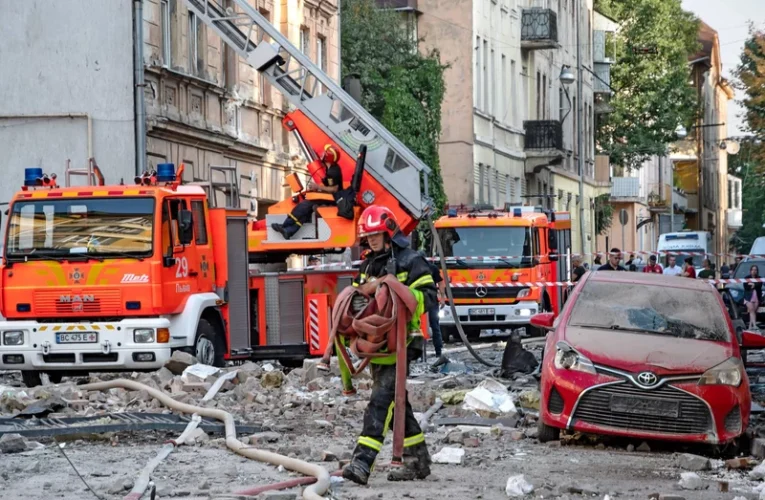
left=0, top=0, right=433, bottom=387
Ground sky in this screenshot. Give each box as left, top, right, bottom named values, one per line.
left=681, top=0, right=765, bottom=137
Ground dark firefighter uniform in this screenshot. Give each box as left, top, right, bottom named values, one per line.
left=339, top=236, right=437, bottom=483
left=271, top=162, right=343, bottom=239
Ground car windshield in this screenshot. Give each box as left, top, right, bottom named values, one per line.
left=6, top=198, right=154, bottom=258
left=568, top=281, right=730, bottom=342
left=437, top=226, right=533, bottom=268
left=733, top=260, right=765, bottom=279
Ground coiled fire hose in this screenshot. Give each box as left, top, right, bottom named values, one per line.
left=80, top=380, right=331, bottom=500
left=319, top=275, right=417, bottom=467
left=428, top=218, right=498, bottom=367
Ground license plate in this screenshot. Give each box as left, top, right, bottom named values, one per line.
left=56, top=332, right=98, bottom=344
left=610, top=394, right=679, bottom=418
left=469, top=308, right=495, bottom=316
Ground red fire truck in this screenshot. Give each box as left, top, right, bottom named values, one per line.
left=0, top=0, right=432, bottom=386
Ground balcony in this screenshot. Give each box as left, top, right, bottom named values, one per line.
left=611, top=177, right=641, bottom=201
left=727, top=208, right=743, bottom=229
left=374, top=0, right=419, bottom=11
left=646, top=183, right=672, bottom=209
left=521, top=9, right=558, bottom=50
left=524, top=120, right=563, bottom=150
left=593, top=62, right=612, bottom=95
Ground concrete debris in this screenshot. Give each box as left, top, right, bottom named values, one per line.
left=648, top=495, right=686, bottom=500
left=725, top=457, right=753, bottom=470
left=463, top=379, right=517, bottom=418
left=439, top=389, right=469, bottom=405
left=181, top=363, right=221, bottom=382
left=107, top=477, right=134, bottom=495
left=677, top=472, right=705, bottom=490
left=505, top=474, right=534, bottom=497
left=432, top=447, right=465, bottom=465
left=164, top=350, right=198, bottom=375
left=261, top=370, right=285, bottom=389
left=751, top=461, right=765, bottom=480
left=676, top=453, right=710, bottom=471
left=0, top=433, right=27, bottom=454
left=516, top=389, right=540, bottom=410
left=636, top=441, right=651, bottom=452
left=753, top=438, right=765, bottom=459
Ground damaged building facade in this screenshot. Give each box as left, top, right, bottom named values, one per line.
left=0, top=0, right=340, bottom=228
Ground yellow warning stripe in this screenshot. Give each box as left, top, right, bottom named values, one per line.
left=39, top=324, right=115, bottom=331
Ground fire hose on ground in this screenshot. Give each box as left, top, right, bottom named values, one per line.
left=428, top=218, right=499, bottom=368
left=79, top=379, right=331, bottom=500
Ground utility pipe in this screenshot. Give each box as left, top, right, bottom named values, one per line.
left=235, top=471, right=343, bottom=496
left=134, top=0, right=148, bottom=176
left=80, top=379, right=331, bottom=500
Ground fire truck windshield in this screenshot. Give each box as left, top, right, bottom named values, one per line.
left=437, top=226, right=533, bottom=268
left=6, top=198, right=154, bottom=259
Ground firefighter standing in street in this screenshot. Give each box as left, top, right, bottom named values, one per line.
left=340, top=205, right=437, bottom=485
left=271, top=145, right=343, bottom=239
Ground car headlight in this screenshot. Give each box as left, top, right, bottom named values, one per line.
left=698, top=357, right=743, bottom=387
left=438, top=307, right=445, bottom=319
left=3, top=331, right=23, bottom=346
left=133, top=329, right=156, bottom=343
left=517, top=288, right=531, bottom=299
left=553, top=342, right=596, bottom=374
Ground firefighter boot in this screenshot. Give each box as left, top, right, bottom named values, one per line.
left=387, top=442, right=432, bottom=481
left=271, top=220, right=299, bottom=240
left=342, top=445, right=378, bottom=485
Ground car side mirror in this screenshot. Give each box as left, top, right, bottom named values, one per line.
left=530, top=312, right=555, bottom=331
left=741, top=330, right=765, bottom=349
left=178, top=209, right=193, bottom=246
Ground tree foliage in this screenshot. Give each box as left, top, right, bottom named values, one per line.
left=730, top=28, right=765, bottom=253
left=340, top=0, right=447, bottom=219
left=594, top=0, right=699, bottom=170
left=594, top=193, right=614, bottom=235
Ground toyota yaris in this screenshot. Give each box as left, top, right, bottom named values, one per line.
left=534, top=271, right=752, bottom=446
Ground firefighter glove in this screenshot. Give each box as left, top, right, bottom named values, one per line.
left=351, top=294, right=370, bottom=313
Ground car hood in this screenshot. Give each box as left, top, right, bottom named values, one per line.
left=564, top=326, right=734, bottom=374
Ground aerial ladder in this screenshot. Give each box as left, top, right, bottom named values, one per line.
left=181, top=0, right=432, bottom=262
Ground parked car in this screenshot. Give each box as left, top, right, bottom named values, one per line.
left=534, top=271, right=753, bottom=447
left=725, top=258, right=765, bottom=323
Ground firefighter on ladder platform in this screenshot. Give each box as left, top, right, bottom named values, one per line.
left=271, top=145, right=343, bottom=239
left=340, top=205, right=437, bottom=484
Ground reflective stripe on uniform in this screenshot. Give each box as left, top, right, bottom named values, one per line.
left=357, top=436, right=383, bottom=452
left=404, top=433, right=425, bottom=447
left=396, top=271, right=408, bottom=282
left=409, top=274, right=434, bottom=289
left=288, top=213, right=302, bottom=226
left=383, top=401, right=395, bottom=435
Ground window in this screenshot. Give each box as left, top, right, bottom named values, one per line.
left=191, top=200, right=208, bottom=245
left=510, top=60, right=516, bottom=124
left=300, top=28, right=310, bottom=56
left=483, top=40, right=489, bottom=112
left=163, top=198, right=188, bottom=255
left=542, top=74, right=547, bottom=119
left=536, top=71, right=541, bottom=118
left=505, top=175, right=512, bottom=204
left=490, top=48, right=495, bottom=116
left=188, top=11, right=199, bottom=75
left=501, top=55, right=507, bottom=122
left=437, top=226, right=533, bottom=268
left=317, top=36, right=327, bottom=72
left=573, top=96, right=577, bottom=155
left=475, top=37, right=481, bottom=108
left=6, top=198, right=155, bottom=257
left=161, top=0, right=171, bottom=66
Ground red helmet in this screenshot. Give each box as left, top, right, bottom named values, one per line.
left=321, top=144, right=340, bottom=164
left=359, top=205, right=398, bottom=238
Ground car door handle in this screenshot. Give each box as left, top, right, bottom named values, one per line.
left=189, top=270, right=199, bottom=277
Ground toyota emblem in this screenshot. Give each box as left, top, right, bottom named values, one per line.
left=636, top=371, right=658, bottom=386
left=475, top=286, right=488, bottom=298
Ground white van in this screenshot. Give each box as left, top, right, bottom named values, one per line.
left=750, top=237, right=765, bottom=257
left=656, top=231, right=712, bottom=272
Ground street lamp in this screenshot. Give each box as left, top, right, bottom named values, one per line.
left=559, top=66, right=574, bottom=122
left=675, top=124, right=688, bottom=139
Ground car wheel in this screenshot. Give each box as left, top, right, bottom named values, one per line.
left=194, top=318, right=225, bottom=367
left=47, top=372, right=63, bottom=384
left=21, top=371, right=42, bottom=388
left=464, top=327, right=482, bottom=342
left=537, top=419, right=560, bottom=443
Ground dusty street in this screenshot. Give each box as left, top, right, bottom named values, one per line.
left=2, top=341, right=765, bottom=500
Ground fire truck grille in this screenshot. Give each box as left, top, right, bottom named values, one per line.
left=34, top=289, right=123, bottom=315
left=451, top=287, right=530, bottom=300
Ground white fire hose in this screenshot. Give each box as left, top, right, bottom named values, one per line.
left=80, top=379, right=330, bottom=500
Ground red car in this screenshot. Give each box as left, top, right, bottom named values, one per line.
left=533, top=271, right=757, bottom=447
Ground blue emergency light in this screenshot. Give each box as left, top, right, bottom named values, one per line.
left=24, top=167, right=43, bottom=187
left=156, top=163, right=176, bottom=182
left=513, top=208, right=522, bottom=217
left=666, top=234, right=698, bottom=240
left=447, top=208, right=458, bottom=217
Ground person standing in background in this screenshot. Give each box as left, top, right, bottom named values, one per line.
left=572, top=255, right=586, bottom=282
left=643, top=255, right=663, bottom=274
left=698, top=258, right=715, bottom=279
left=681, top=257, right=696, bottom=278
left=663, top=255, right=683, bottom=276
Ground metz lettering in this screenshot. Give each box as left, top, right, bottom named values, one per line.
left=176, top=283, right=191, bottom=293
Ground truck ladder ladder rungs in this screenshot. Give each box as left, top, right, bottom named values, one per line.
left=182, top=0, right=432, bottom=219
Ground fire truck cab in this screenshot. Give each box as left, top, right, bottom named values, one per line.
left=434, top=205, right=571, bottom=341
